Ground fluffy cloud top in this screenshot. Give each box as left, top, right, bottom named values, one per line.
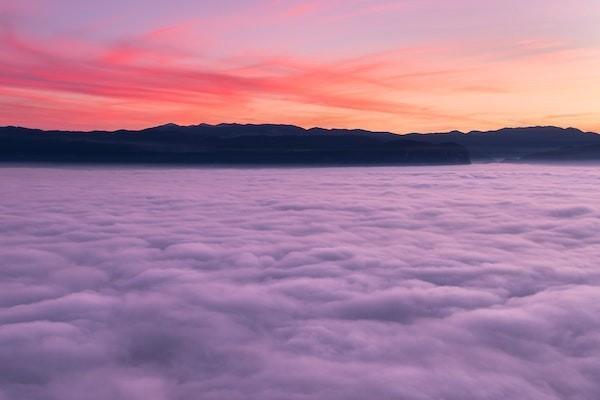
left=1, top=164, right=599, bottom=399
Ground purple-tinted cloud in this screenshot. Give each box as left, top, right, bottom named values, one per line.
left=1, top=164, right=600, bottom=399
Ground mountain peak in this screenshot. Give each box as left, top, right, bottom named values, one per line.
left=151, top=123, right=181, bottom=130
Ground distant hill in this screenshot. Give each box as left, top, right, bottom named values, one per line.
left=2, top=123, right=599, bottom=165
left=0, top=124, right=469, bottom=166
left=521, top=144, right=600, bottom=162
left=404, top=127, right=600, bottom=161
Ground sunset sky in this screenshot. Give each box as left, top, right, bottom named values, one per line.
left=1, top=0, right=599, bottom=133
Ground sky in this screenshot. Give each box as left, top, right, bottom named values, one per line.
left=0, top=0, right=599, bottom=132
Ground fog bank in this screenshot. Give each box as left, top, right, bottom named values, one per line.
left=1, top=164, right=599, bottom=399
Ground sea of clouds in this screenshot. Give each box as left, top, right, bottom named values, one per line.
left=1, top=164, right=600, bottom=400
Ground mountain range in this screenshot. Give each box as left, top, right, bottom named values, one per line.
left=1, top=124, right=599, bottom=165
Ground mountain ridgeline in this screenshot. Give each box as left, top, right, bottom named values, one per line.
left=404, top=126, right=600, bottom=161
left=0, top=124, right=469, bottom=165
left=1, top=124, right=599, bottom=165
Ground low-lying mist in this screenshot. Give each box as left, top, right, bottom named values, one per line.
left=1, top=164, right=599, bottom=399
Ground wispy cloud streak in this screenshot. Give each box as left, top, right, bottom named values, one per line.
left=0, top=0, right=599, bottom=131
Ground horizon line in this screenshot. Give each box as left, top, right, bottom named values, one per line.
left=1, top=122, right=597, bottom=136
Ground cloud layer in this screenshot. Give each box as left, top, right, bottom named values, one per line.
left=1, top=164, right=600, bottom=399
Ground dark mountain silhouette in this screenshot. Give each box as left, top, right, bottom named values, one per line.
left=521, top=144, right=600, bottom=162
left=1, top=123, right=598, bottom=165
left=0, top=125, right=469, bottom=166
left=404, top=126, right=600, bottom=160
